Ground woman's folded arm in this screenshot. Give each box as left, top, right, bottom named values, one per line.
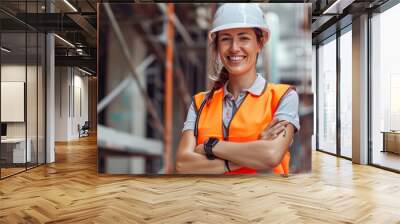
left=175, top=130, right=240, bottom=174
left=195, top=123, right=295, bottom=170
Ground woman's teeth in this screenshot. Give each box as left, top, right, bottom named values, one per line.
left=228, top=56, right=245, bottom=61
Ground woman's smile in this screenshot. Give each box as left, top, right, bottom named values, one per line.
left=227, top=55, right=247, bottom=64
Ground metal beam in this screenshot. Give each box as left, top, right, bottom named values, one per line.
left=97, top=55, right=156, bottom=113
left=67, top=13, right=96, bottom=38
left=55, top=55, right=96, bottom=68
left=157, top=3, right=202, bottom=68
left=135, top=20, right=192, bottom=110
left=0, top=8, right=38, bottom=31
left=157, top=3, right=193, bottom=46
left=163, top=3, right=174, bottom=174
left=312, top=14, right=352, bottom=44
left=312, top=15, right=335, bottom=33
left=98, top=125, right=163, bottom=157
left=0, top=12, right=85, bottom=32
left=322, top=0, right=355, bottom=15
left=99, top=0, right=311, bottom=2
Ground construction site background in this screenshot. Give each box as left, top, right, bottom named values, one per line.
left=97, top=3, right=313, bottom=174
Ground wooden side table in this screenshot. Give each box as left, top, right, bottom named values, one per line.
left=381, top=131, right=400, bottom=154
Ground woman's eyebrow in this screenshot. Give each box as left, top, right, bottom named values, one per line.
left=220, top=32, right=251, bottom=37
left=220, top=33, right=232, bottom=37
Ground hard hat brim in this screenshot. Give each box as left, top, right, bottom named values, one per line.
left=208, top=23, right=270, bottom=44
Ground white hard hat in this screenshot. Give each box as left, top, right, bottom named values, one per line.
left=208, top=3, right=270, bottom=43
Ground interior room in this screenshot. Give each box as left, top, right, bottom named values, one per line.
left=0, top=0, right=97, bottom=179
left=0, top=1, right=399, bottom=223
left=1, top=27, right=46, bottom=178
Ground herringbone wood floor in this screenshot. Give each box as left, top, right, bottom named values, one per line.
left=1, top=135, right=400, bottom=224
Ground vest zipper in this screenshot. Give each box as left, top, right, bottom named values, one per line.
left=225, top=93, right=249, bottom=141
left=224, top=81, right=269, bottom=140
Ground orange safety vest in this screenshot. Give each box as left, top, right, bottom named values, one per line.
left=193, top=83, right=293, bottom=175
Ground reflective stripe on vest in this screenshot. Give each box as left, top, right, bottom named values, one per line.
left=193, top=83, right=292, bottom=175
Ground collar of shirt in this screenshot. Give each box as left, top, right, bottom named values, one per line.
left=223, top=73, right=266, bottom=100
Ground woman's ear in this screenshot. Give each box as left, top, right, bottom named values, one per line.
left=260, top=32, right=269, bottom=48
left=257, top=37, right=267, bottom=53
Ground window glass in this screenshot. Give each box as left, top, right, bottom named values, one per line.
left=318, top=37, right=337, bottom=154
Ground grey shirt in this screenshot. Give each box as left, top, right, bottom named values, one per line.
left=182, top=74, right=300, bottom=135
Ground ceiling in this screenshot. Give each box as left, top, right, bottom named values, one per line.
left=0, top=0, right=395, bottom=74
left=0, top=0, right=97, bottom=73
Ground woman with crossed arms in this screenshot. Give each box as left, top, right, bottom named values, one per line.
left=176, top=3, right=300, bottom=175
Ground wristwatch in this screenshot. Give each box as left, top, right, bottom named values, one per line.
left=203, top=137, right=219, bottom=160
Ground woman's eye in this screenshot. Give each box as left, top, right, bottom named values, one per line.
left=221, top=38, right=230, bottom=41
left=240, top=37, right=250, bottom=40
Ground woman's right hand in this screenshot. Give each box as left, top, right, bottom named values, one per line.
left=176, top=130, right=231, bottom=174
left=259, top=118, right=289, bottom=140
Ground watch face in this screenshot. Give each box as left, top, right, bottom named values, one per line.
left=208, top=137, right=219, bottom=146
left=204, top=138, right=219, bottom=160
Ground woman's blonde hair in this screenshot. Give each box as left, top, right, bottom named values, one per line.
left=206, top=28, right=265, bottom=102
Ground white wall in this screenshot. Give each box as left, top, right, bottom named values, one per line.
left=1, top=63, right=46, bottom=164
left=1, top=65, right=26, bottom=81
left=55, top=67, right=68, bottom=141
left=1, top=82, right=25, bottom=122
left=1, top=66, right=26, bottom=128
left=55, top=67, right=89, bottom=141
left=72, top=73, right=89, bottom=138
left=1, top=65, right=37, bottom=138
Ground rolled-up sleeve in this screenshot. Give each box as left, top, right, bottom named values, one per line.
left=182, top=101, right=197, bottom=132
left=274, top=90, right=300, bottom=132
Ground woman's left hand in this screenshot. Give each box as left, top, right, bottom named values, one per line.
left=260, top=118, right=289, bottom=140
left=194, top=144, right=205, bottom=155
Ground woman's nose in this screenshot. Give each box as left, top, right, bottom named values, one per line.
left=229, top=39, right=240, bottom=53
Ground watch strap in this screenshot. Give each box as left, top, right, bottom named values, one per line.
left=204, top=138, right=218, bottom=160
